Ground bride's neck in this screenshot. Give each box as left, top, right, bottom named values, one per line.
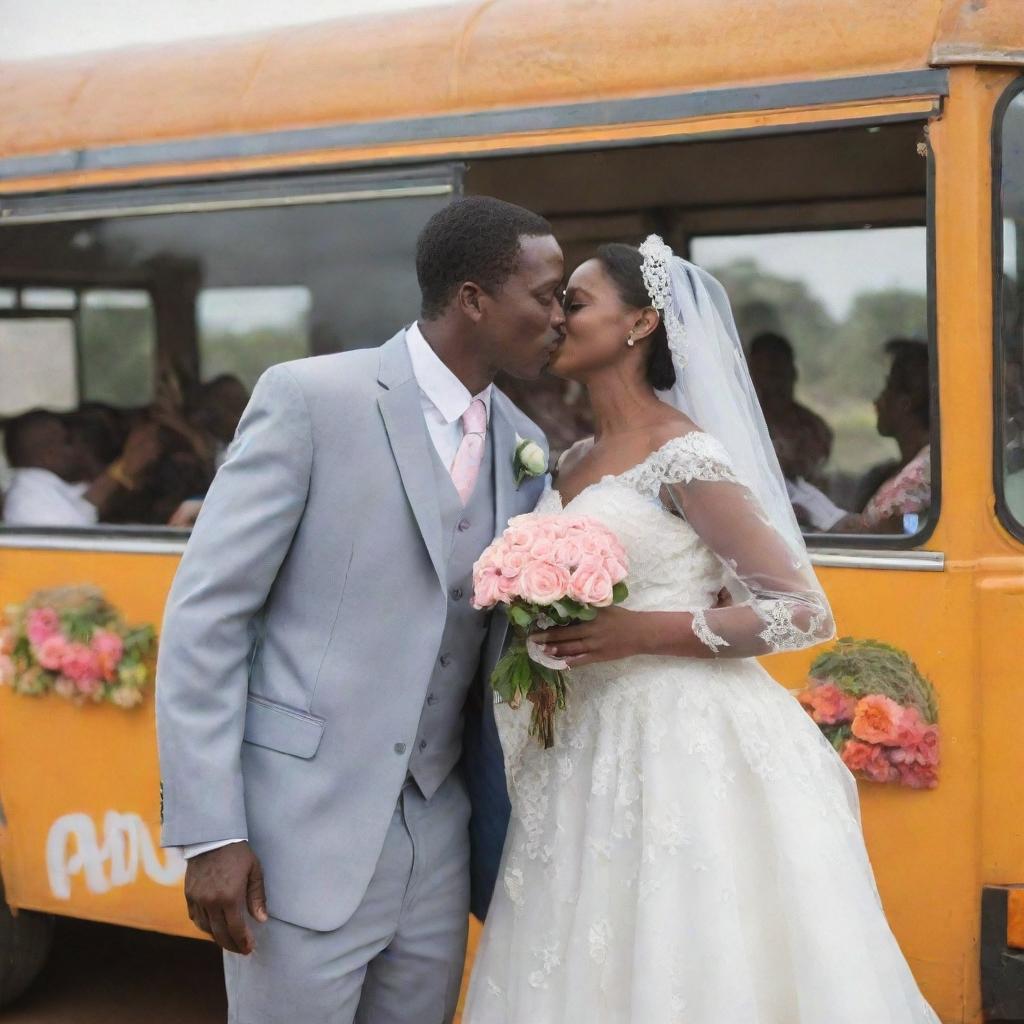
left=585, top=370, right=663, bottom=441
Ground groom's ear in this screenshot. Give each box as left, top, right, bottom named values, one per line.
left=458, top=281, right=487, bottom=323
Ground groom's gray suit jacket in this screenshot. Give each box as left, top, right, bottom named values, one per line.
left=156, top=330, right=547, bottom=932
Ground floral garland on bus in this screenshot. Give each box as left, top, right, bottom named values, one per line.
left=0, top=586, right=156, bottom=709
left=795, top=637, right=940, bottom=789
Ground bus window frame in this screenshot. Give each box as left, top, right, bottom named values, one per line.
left=0, top=124, right=942, bottom=562
left=683, top=166, right=940, bottom=554
left=993, top=76, right=1024, bottom=545
left=0, top=164, right=461, bottom=551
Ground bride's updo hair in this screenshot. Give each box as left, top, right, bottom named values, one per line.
left=595, top=243, right=676, bottom=391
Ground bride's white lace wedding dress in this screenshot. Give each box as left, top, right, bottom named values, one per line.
left=463, top=431, right=939, bottom=1024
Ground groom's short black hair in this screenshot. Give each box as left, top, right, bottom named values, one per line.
left=416, top=196, right=553, bottom=319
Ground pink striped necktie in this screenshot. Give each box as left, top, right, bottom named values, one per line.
left=450, top=398, right=487, bottom=505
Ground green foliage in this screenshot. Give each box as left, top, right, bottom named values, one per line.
left=810, top=637, right=938, bottom=724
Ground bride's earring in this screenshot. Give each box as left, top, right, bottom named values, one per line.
left=626, top=331, right=635, bottom=348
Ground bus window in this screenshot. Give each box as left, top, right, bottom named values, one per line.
left=80, top=289, right=156, bottom=408
left=0, top=288, right=15, bottom=308
left=691, top=227, right=930, bottom=540
left=0, top=176, right=452, bottom=533
left=20, top=287, right=76, bottom=310
left=997, top=84, right=1024, bottom=533
left=197, top=286, right=311, bottom=392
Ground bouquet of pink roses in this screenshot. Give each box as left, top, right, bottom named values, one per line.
left=0, top=585, right=157, bottom=709
left=473, top=512, right=629, bottom=748
left=795, top=637, right=940, bottom=789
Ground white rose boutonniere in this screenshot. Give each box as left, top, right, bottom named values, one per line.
left=513, top=434, right=547, bottom=487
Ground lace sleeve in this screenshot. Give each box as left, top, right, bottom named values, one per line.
left=650, top=433, right=835, bottom=657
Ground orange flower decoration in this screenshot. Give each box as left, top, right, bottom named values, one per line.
left=851, top=694, right=904, bottom=746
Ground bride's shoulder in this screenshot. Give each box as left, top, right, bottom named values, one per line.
left=637, top=424, right=738, bottom=486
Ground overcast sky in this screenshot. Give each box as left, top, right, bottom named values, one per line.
left=0, top=0, right=448, bottom=60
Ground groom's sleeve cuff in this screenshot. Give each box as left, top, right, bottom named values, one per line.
left=181, top=838, right=246, bottom=860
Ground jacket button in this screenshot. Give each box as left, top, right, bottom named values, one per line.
left=419, top=739, right=427, bottom=751
left=394, top=742, right=406, bottom=754
left=427, top=693, right=438, bottom=705
left=439, top=653, right=452, bottom=667
left=458, top=519, right=471, bottom=532
left=450, top=587, right=464, bottom=601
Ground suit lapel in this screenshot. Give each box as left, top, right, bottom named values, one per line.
left=377, top=331, right=447, bottom=589
left=489, top=391, right=519, bottom=543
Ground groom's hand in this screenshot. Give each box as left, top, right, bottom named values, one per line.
left=185, top=841, right=268, bottom=955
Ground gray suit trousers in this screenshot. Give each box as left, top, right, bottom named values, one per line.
left=225, top=773, right=471, bottom=1024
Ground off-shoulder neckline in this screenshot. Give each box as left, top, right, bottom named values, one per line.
left=553, top=429, right=715, bottom=509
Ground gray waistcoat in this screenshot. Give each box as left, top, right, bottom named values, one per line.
left=406, top=431, right=496, bottom=799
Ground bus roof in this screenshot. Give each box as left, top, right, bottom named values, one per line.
left=0, top=0, right=1020, bottom=174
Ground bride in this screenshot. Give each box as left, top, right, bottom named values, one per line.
left=462, top=237, right=939, bottom=1022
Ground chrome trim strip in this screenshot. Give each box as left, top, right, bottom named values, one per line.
left=0, top=532, right=188, bottom=555
left=0, top=69, right=949, bottom=185
left=809, top=548, right=945, bottom=572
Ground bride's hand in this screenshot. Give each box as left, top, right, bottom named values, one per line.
left=530, top=606, right=651, bottom=668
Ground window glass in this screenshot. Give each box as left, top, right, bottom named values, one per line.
left=0, top=318, right=78, bottom=416
left=80, top=289, right=156, bottom=407
left=20, top=287, right=76, bottom=310
left=0, top=184, right=450, bottom=531
left=691, top=227, right=930, bottom=538
left=998, top=86, right=1024, bottom=531
left=198, top=287, right=311, bottom=392
left=0, top=288, right=15, bottom=308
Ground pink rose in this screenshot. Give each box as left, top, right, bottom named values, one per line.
left=895, top=762, right=939, bottom=790
left=497, top=548, right=528, bottom=579
left=551, top=536, right=585, bottom=569
left=74, top=674, right=103, bottom=698
left=474, top=545, right=501, bottom=575
left=570, top=554, right=614, bottom=608
left=529, top=535, right=557, bottom=561
left=518, top=561, right=571, bottom=607
left=473, top=569, right=505, bottom=610
left=59, top=642, right=102, bottom=686
left=601, top=552, right=629, bottom=583
left=505, top=526, right=536, bottom=552
left=36, top=634, right=69, bottom=671
left=890, top=711, right=940, bottom=768
left=851, top=694, right=904, bottom=746
left=27, top=607, right=61, bottom=647
left=841, top=739, right=898, bottom=783
left=805, top=682, right=858, bottom=726
left=92, top=630, right=125, bottom=681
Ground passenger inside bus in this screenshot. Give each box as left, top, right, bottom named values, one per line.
left=1, top=409, right=161, bottom=527
left=825, top=338, right=932, bottom=534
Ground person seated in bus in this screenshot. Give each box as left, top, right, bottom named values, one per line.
left=748, top=331, right=833, bottom=486
left=66, top=402, right=128, bottom=483
left=186, top=374, right=250, bottom=468
left=2, top=408, right=161, bottom=527
left=830, top=338, right=931, bottom=534
left=101, top=407, right=217, bottom=527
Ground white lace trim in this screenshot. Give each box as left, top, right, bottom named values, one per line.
left=619, top=432, right=739, bottom=498
left=691, top=608, right=729, bottom=654
left=754, top=595, right=831, bottom=653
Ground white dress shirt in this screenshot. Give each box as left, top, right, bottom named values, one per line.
left=181, top=325, right=492, bottom=860
left=2, top=468, right=98, bottom=527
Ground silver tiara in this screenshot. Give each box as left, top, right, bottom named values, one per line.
left=638, top=234, right=687, bottom=367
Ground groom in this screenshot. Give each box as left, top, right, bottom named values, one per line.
left=156, top=196, right=565, bottom=1023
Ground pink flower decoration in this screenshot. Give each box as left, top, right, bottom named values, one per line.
left=92, top=629, right=125, bottom=681
left=569, top=554, right=614, bottom=607
left=36, top=634, right=69, bottom=671
left=841, top=739, right=898, bottom=783
left=895, top=762, right=939, bottom=790
left=472, top=568, right=505, bottom=610
left=26, top=607, right=61, bottom=647
left=890, top=709, right=940, bottom=768
left=851, top=694, right=904, bottom=746
left=805, top=682, right=858, bottom=726
left=518, top=561, right=572, bottom=606
left=551, top=536, right=585, bottom=569
left=59, top=643, right=102, bottom=686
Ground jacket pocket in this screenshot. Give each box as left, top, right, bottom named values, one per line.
left=243, top=694, right=326, bottom=759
